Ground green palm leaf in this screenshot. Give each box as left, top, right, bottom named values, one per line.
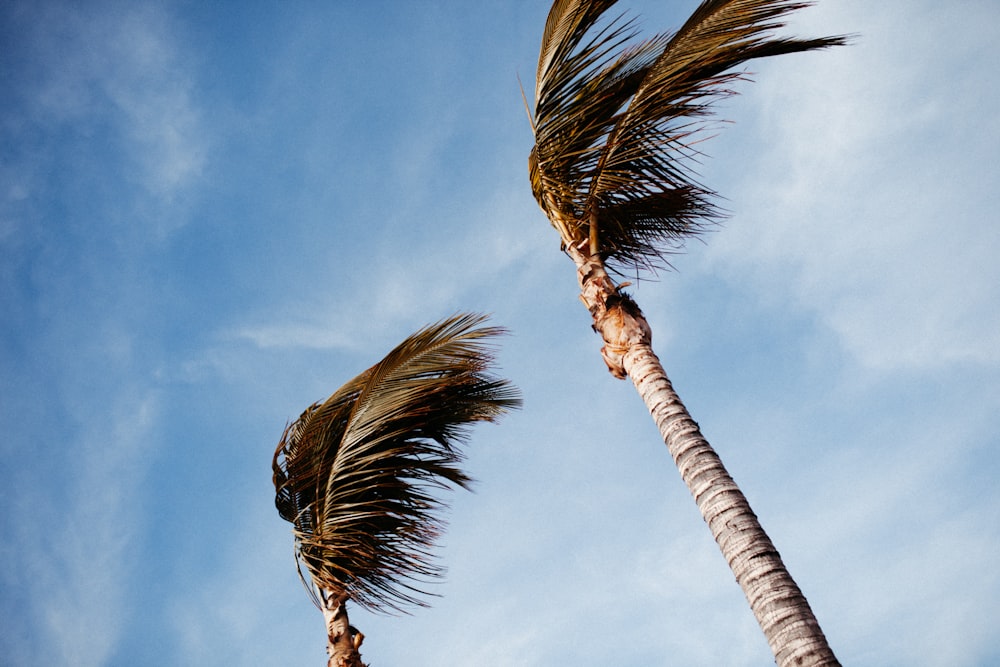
left=530, top=0, right=848, bottom=273
left=272, top=313, right=521, bottom=614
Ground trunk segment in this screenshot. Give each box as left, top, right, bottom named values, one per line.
left=320, top=591, right=366, bottom=667
left=567, top=244, right=839, bottom=666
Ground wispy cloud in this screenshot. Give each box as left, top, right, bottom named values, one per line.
left=2, top=4, right=205, bottom=663
left=231, top=322, right=356, bottom=351
left=9, top=1, right=206, bottom=228
left=701, top=0, right=1000, bottom=371
left=166, top=494, right=325, bottom=666
left=99, top=11, right=206, bottom=201
left=6, top=390, right=159, bottom=666
left=230, top=184, right=552, bottom=353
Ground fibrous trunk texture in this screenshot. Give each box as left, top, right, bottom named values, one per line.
left=321, top=591, right=366, bottom=667
left=567, top=244, right=839, bottom=667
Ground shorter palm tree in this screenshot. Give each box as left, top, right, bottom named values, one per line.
left=272, top=313, right=521, bottom=667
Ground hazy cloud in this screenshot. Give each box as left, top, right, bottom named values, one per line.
left=702, top=0, right=1000, bottom=370
left=8, top=391, right=158, bottom=666
left=9, top=1, right=205, bottom=219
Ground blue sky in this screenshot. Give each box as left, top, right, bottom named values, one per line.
left=2, top=1, right=998, bottom=665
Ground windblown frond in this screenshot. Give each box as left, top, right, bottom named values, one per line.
left=530, top=0, right=848, bottom=273
left=272, top=313, right=521, bottom=613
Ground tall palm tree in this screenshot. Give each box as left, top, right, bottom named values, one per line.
left=272, top=313, right=521, bottom=667
left=528, top=1, right=846, bottom=665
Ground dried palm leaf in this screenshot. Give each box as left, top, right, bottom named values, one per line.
left=530, top=0, right=848, bottom=273
left=273, top=313, right=521, bottom=613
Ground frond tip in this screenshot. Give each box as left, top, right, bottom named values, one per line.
left=529, top=0, right=849, bottom=275
left=272, top=313, right=521, bottom=614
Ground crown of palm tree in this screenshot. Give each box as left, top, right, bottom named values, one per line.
left=529, top=0, right=847, bottom=274
left=272, top=313, right=521, bottom=614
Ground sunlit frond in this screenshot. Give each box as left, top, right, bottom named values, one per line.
left=530, top=0, right=848, bottom=274
left=272, top=313, right=521, bottom=614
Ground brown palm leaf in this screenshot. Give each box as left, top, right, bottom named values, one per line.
left=529, top=0, right=848, bottom=273
left=272, top=313, right=521, bottom=614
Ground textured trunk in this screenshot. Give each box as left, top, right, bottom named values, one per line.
left=567, top=244, right=839, bottom=666
left=320, top=591, right=366, bottom=667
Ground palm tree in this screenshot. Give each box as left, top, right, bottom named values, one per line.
left=527, top=1, right=846, bottom=665
left=272, top=313, right=521, bottom=667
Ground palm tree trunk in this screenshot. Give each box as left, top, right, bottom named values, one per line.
left=320, top=591, right=366, bottom=667
left=566, top=244, right=839, bottom=666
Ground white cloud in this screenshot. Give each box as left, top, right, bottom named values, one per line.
left=797, top=447, right=1000, bottom=665
left=167, top=495, right=327, bottom=666
left=12, top=390, right=159, bottom=666
left=232, top=322, right=356, bottom=351
left=98, top=8, right=206, bottom=201
left=230, top=183, right=554, bottom=353
left=701, top=0, right=1000, bottom=371
left=15, top=2, right=205, bottom=224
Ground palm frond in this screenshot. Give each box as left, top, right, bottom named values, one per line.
left=272, top=313, right=521, bottom=614
left=530, top=0, right=848, bottom=273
